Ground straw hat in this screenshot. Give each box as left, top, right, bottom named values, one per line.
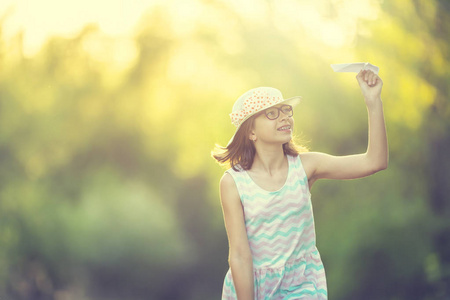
left=228, top=87, right=301, bottom=145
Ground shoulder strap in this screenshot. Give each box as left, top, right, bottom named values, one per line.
left=290, top=155, right=310, bottom=189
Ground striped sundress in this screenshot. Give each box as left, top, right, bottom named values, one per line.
left=222, top=155, right=327, bottom=299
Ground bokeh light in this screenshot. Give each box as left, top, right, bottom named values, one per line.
left=0, top=0, right=449, bottom=299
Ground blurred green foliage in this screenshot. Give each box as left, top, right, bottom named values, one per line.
left=0, top=0, right=449, bottom=299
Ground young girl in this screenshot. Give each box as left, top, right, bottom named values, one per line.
left=212, top=69, right=388, bottom=299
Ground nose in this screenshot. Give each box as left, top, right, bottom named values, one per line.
left=278, top=110, right=289, bottom=121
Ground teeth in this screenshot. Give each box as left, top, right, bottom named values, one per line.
left=278, top=126, right=290, bottom=130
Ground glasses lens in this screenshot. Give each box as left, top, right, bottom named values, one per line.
left=281, top=105, right=293, bottom=116
left=265, top=107, right=279, bottom=120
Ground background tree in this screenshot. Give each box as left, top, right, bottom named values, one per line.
left=0, top=0, right=448, bottom=299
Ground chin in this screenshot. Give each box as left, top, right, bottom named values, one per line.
left=280, top=137, right=292, bottom=145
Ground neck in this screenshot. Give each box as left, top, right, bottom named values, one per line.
left=252, top=143, right=286, bottom=174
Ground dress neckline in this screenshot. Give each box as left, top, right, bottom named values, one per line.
left=244, top=155, right=292, bottom=193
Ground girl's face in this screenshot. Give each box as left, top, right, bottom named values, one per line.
left=250, top=104, right=294, bottom=145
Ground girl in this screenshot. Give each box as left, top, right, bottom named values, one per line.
left=212, top=69, right=388, bottom=299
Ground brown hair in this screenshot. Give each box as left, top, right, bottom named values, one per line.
left=211, top=116, right=308, bottom=171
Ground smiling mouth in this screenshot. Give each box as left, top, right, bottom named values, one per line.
left=277, top=125, right=291, bottom=131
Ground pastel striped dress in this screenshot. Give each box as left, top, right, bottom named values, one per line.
left=222, top=155, right=327, bottom=299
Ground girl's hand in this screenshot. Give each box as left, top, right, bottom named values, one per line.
left=356, top=69, right=383, bottom=107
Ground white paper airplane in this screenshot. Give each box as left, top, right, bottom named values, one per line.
left=331, top=62, right=379, bottom=74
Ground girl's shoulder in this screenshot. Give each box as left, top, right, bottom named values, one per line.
left=223, top=165, right=246, bottom=187
left=220, top=172, right=237, bottom=190
left=298, top=152, right=317, bottom=165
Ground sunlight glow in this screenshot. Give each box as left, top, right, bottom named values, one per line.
left=271, top=0, right=380, bottom=48
left=81, top=32, right=138, bottom=72
left=1, top=0, right=381, bottom=57
left=1, top=0, right=163, bottom=56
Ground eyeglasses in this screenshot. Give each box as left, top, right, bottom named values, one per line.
left=263, top=105, right=293, bottom=120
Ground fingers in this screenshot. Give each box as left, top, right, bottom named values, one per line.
left=356, top=70, right=380, bottom=87
left=365, top=70, right=376, bottom=85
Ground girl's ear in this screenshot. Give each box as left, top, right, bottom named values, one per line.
left=249, top=131, right=257, bottom=142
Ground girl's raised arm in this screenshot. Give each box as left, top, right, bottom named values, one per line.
left=301, top=69, right=388, bottom=186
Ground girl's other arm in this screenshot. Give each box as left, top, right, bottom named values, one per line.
left=220, top=173, right=254, bottom=300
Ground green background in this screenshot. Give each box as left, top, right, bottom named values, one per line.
left=0, top=0, right=449, bottom=299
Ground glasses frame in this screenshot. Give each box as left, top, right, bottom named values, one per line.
left=263, top=105, right=294, bottom=120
